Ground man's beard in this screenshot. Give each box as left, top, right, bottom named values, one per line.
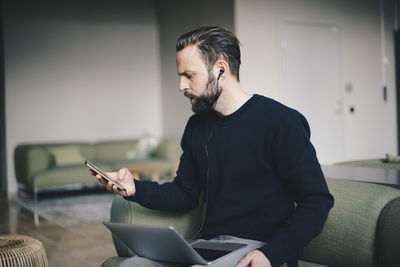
left=184, top=72, right=222, bottom=115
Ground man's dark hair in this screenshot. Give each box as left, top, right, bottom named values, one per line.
left=176, top=26, right=241, bottom=81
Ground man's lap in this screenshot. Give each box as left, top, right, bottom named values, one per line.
left=119, top=235, right=287, bottom=267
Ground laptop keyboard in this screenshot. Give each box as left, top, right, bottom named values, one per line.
left=191, top=241, right=247, bottom=262
left=193, top=248, right=233, bottom=262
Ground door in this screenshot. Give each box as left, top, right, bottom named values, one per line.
left=395, top=29, right=400, bottom=155
left=280, top=22, right=344, bottom=164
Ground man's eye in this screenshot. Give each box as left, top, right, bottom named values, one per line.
left=186, top=75, right=192, bottom=79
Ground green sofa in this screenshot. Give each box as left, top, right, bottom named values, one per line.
left=101, top=178, right=400, bottom=267
left=14, top=138, right=181, bottom=202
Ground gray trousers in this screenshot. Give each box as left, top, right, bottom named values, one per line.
left=119, top=235, right=288, bottom=267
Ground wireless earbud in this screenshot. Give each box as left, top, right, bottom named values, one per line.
left=217, top=69, right=224, bottom=80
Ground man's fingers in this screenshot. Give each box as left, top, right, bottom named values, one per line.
left=246, top=250, right=259, bottom=257
left=111, top=184, right=118, bottom=193
left=111, top=184, right=126, bottom=196
left=89, top=169, right=107, bottom=185
left=106, top=181, right=114, bottom=191
left=91, top=167, right=133, bottom=196
left=236, top=253, right=253, bottom=267
left=94, top=173, right=107, bottom=183
left=88, top=168, right=129, bottom=195
left=103, top=180, right=120, bottom=194
left=97, top=176, right=107, bottom=185
left=237, top=250, right=271, bottom=267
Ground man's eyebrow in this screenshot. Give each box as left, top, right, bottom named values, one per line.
left=178, top=71, right=195, bottom=76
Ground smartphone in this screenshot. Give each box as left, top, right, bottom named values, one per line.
left=85, top=160, right=126, bottom=191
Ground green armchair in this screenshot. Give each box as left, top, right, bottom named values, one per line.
left=102, top=178, right=400, bottom=267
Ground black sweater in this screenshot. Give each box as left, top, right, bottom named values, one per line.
left=128, top=94, right=334, bottom=266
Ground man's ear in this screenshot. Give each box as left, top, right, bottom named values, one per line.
left=214, top=59, right=229, bottom=79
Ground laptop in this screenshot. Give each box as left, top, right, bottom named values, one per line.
left=103, top=222, right=247, bottom=266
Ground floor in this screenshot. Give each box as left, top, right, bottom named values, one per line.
left=0, top=192, right=116, bottom=267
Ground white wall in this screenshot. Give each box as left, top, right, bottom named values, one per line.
left=4, top=0, right=162, bottom=194
left=235, top=0, right=398, bottom=163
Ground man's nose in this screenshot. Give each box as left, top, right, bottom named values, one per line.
left=179, top=77, right=189, bottom=92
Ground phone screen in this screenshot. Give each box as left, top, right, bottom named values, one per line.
left=85, top=160, right=126, bottom=191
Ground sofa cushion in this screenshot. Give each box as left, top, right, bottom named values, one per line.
left=33, top=164, right=112, bottom=189
left=48, top=145, right=85, bottom=166
left=101, top=256, right=126, bottom=267
left=301, top=178, right=400, bottom=267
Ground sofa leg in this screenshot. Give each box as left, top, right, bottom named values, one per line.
left=33, top=189, right=40, bottom=226
left=17, top=183, right=26, bottom=199
left=34, top=189, right=38, bottom=205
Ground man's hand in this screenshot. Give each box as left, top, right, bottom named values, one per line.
left=88, top=168, right=136, bottom=197
left=236, top=250, right=272, bottom=267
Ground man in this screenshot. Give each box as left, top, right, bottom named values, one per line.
left=91, top=26, right=334, bottom=267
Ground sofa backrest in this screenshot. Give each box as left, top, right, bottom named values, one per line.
left=301, top=178, right=400, bottom=267
left=95, top=140, right=141, bottom=162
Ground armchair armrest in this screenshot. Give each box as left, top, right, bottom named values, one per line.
left=301, top=178, right=400, bottom=267
left=14, top=145, right=53, bottom=190
left=376, top=196, right=400, bottom=266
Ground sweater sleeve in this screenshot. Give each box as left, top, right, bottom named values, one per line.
left=258, top=110, right=334, bottom=266
left=125, top=116, right=202, bottom=213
